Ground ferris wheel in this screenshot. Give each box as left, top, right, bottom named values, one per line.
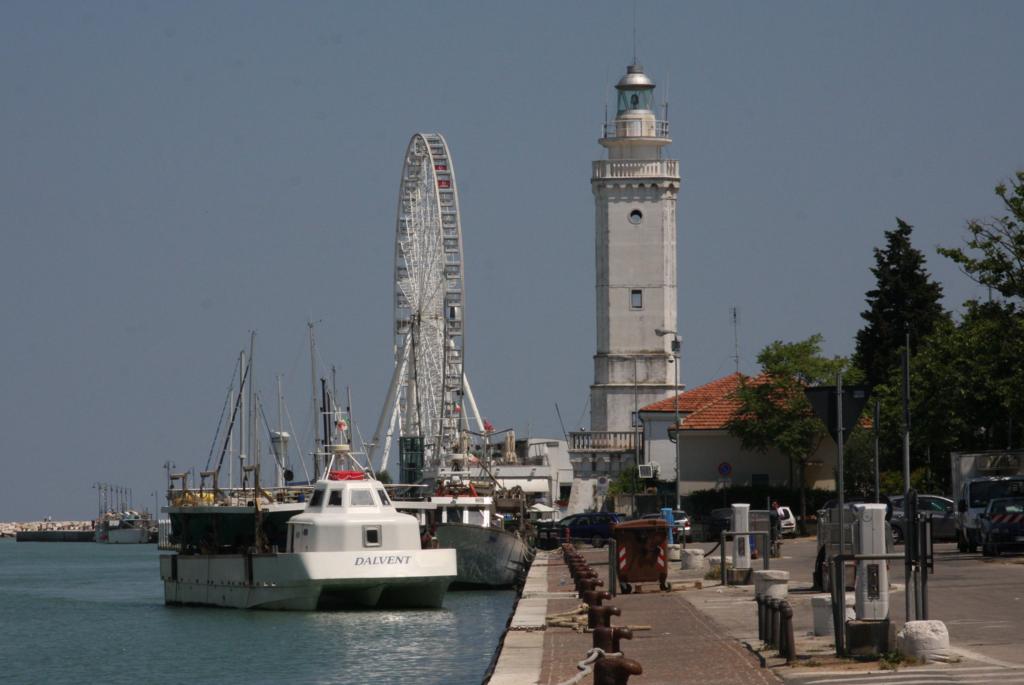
left=370, top=133, right=483, bottom=472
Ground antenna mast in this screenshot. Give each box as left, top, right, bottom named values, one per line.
left=730, top=306, right=740, bottom=374
left=632, top=0, right=638, bottom=64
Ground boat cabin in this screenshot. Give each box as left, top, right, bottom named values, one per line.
left=287, top=474, right=422, bottom=553
left=431, top=495, right=495, bottom=526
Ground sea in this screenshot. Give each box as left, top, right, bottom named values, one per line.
left=0, top=540, right=517, bottom=685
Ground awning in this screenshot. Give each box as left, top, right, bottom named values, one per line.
left=495, top=478, right=549, bottom=494
left=529, top=503, right=556, bottom=513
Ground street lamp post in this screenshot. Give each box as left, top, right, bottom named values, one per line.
left=655, top=329, right=682, bottom=509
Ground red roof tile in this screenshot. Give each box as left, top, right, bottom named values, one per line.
left=640, top=372, right=767, bottom=430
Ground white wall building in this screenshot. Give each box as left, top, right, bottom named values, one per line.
left=638, top=373, right=838, bottom=495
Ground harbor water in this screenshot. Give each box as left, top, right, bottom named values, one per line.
left=0, top=540, right=517, bottom=685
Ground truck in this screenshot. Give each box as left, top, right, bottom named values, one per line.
left=951, top=450, right=1024, bottom=553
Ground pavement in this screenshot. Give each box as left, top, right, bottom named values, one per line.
left=487, top=535, right=1024, bottom=685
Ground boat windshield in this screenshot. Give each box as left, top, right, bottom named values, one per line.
left=329, top=490, right=343, bottom=506
left=350, top=489, right=374, bottom=506
left=377, top=489, right=391, bottom=506
left=310, top=489, right=325, bottom=507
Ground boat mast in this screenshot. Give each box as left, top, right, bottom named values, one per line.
left=248, top=331, right=256, bottom=474
left=277, top=373, right=285, bottom=487
left=239, top=347, right=247, bottom=488
left=309, top=321, right=319, bottom=480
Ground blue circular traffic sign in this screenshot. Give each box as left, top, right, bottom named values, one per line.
left=718, top=461, right=733, bottom=478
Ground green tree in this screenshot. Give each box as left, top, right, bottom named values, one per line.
left=854, top=218, right=947, bottom=389
left=939, top=171, right=1024, bottom=302
left=727, top=335, right=853, bottom=532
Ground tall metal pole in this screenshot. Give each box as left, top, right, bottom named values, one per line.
left=673, top=336, right=681, bottom=510
left=873, top=400, right=881, bottom=503
left=836, top=373, right=846, bottom=655
left=902, top=333, right=912, bottom=622
left=633, top=357, right=639, bottom=467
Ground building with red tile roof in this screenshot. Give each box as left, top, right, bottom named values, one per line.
left=637, top=373, right=838, bottom=497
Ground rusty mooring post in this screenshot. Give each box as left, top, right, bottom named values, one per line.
left=583, top=590, right=611, bottom=608
left=588, top=604, right=621, bottom=630
left=593, top=656, right=643, bottom=685
left=593, top=626, right=634, bottom=653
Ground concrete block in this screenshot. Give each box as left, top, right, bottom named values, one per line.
left=897, top=620, right=950, bottom=664
left=726, top=567, right=752, bottom=585
left=845, top=619, right=895, bottom=657
left=668, top=543, right=681, bottom=562
left=811, top=593, right=855, bottom=637
left=680, top=548, right=707, bottom=572
left=752, top=570, right=789, bottom=599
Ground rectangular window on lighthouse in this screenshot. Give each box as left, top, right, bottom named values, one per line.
left=630, top=289, right=643, bottom=310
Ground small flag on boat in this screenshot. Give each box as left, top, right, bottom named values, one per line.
left=335, top=413, right=349, bottom=432
left=483, top=419, right=495, bottom=433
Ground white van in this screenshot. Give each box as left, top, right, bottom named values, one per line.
left=777, top=506, right=796, bottom=537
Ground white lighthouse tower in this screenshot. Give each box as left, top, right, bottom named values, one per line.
left=590, top=64, right=680, bottom=443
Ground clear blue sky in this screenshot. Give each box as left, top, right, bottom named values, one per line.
left=2, top=2, right=1020, bottom=520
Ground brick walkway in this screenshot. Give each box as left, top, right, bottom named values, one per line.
left=537, top=548, right=780, bottom=685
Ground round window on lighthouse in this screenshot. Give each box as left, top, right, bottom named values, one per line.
left=628, top=209, right=643, bottom=225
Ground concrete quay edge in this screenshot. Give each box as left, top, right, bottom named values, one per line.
left=487, top=555, right=549, bottom=685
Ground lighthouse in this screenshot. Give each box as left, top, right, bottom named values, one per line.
left=589, top=64, right=680, bottom=445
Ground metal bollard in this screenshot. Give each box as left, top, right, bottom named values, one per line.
left=777, top=601, right=788, bottom=655
left=578, top=578, right=604, bottom=599
left=770, top=598, right=782, bottom=650
left=588, top=604, right=622, bottom=630
left=779, top=601, right=796, bottom=663
left=593, top=655, right=643, bottom=685
left=574, top=575, right=598, bottom=593
left=583, top=590, right=612, bottom=608
left=756, top=595, right=766, bottom=642
left=593, top=626, right=633, bottom=653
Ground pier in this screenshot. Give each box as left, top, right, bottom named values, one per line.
left=488, top=546, right=775, bottom=685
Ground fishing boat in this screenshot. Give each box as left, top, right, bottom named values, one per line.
left=161, top=452, right=456, bottom=610
left=95, top=510, right=154, bottom=544
left=432, top=480, right=534, bottom=589
left=160, top=333, right=456, bottom=610
left=394, top=469, right=535, bottom=589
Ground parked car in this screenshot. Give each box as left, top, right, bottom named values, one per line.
left=889, top=494, right=956, bottom=543
left=979, top=497, right=1024, bottom=557
left=535, top=512, right=624, bottom=549
left=776, top=506, right=796, bottom=537
left=640, top=510, right=692, bottom=542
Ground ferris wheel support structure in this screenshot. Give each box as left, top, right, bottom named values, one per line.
left=369, top=133, right=485, bottom=474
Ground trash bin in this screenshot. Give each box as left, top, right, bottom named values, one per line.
left=612, top=519, right=671, bottom=593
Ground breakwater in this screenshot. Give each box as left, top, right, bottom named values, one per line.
left=1, top=520, right=94, bottom=539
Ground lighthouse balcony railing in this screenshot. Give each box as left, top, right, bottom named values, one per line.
left=592, top=159, right=679, bottom=181
left=567, top=430, right=638, bottom=454
left=601, top=119, right=670, bottom=140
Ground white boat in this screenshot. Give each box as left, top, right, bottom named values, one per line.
left=432, top=507, right=533, bottom=588
left=396, top=479, right=534, bottom=588
left=161, top=463, right=457, bottom=610
left=95, top=511, right=154, bottom=544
